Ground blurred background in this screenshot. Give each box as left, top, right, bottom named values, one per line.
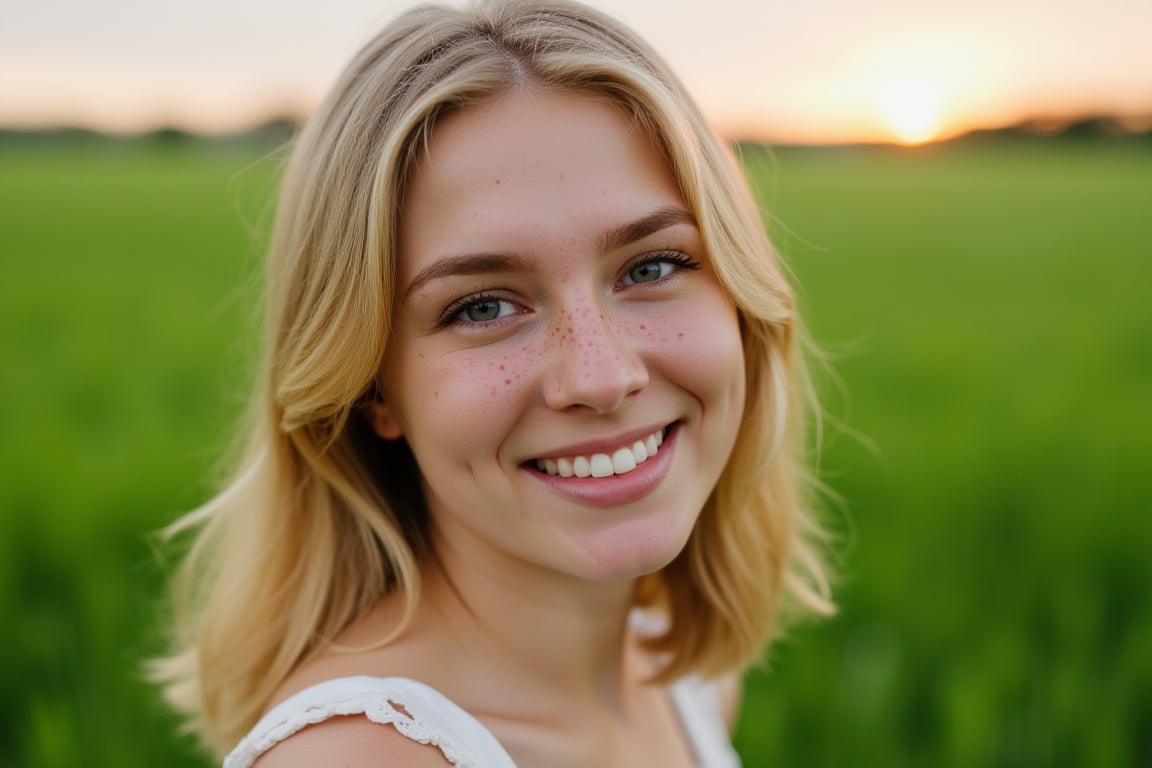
left=2, top=0, right=1150, bottom=765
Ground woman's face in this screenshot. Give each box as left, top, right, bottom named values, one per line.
left=368, top=87, right=745, bottom=583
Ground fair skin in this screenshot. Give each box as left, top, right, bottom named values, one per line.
left=256, top=86, right=746, bottom=767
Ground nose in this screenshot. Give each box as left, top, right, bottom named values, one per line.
left=542, top=306, right=648, bottom=414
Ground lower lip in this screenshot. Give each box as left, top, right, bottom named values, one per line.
left=523, top=424, right=679, bottom=508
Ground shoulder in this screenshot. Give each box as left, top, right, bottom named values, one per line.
left=224, top=675, right=514, bottom=768
left=228, top=677, right=457, bottom=768
left=252, top=714, right=453, bottom=767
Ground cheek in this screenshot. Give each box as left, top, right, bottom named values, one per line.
left=640, top=293, right=746, bottom=405
left=396, top=344, right=543, bottom=442
left=482, top=343, right=546, bottom=399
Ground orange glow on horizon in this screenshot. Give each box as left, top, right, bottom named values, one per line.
left=856, top=40, right=978, bottom=145
left=875, top=76, right=946, bottom=145
left=3, top=47, right=1149, bottom=146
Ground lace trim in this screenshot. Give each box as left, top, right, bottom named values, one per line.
left=223, top=673, right=738, bottom=768
left=222, top=680, right=487, bottom=768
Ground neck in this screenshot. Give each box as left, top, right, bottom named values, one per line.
left=421, top=534, right=643, bottom=713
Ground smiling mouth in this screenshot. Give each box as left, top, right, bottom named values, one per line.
left=532, top=426, right=670, bottom=479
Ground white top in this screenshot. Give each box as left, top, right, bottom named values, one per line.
left=223, top=674, right=743, bottom=767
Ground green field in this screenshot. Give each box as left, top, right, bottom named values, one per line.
left=2, top=135, right=1149, bottom=766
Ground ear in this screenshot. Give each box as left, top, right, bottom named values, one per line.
left=363, top=394, right=404, bottom=440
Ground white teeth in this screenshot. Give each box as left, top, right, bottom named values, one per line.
left=611, top=448, right=637, bottom=474
left=535, top=428, right=667, bottom=478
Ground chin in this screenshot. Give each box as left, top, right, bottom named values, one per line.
left=568, top=521, right=695, bottom=583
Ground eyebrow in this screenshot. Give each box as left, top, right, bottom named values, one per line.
left=403, top=253, right=534, bottom=299
left=402, top=205, right=697, bottom=299
left=600, top=206, right=697, bottom=253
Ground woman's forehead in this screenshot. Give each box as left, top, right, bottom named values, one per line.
left=398, top=87, right=686, bottom=267
left=416, top=88, right=660, bottom=183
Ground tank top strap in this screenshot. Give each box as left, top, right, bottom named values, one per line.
left=669, top=676, right=744, bottom=767
left=222, top=675, right=517, bottom=768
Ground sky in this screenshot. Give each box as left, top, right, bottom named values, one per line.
left=3, top=0, right=1152, bottom=144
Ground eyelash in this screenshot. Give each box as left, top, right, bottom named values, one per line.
left=436, top=249, right=701, bottom=328
left=618, top=249, right=700, bottom=287
left=437, top=291, right=515, bottom=328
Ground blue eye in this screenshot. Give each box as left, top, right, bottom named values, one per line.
left=626, top=261, right=674, bottom=284
left=620, top=251, right=700, bottom=287
left=461, top=298, right=507, bottom=322
left=440, top=293, right=519, bottom=327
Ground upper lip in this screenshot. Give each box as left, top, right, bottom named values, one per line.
left=525, top=422, right=673, bottom=462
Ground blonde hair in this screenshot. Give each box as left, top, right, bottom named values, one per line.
left=154, top=0, right=834, bottom=756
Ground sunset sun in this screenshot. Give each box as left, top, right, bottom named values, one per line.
left=876, top=76, right=945, bottom=144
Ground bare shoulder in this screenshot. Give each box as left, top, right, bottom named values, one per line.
left=252, top=714, right=453, bottom=767
left=714, top=671, right=744, bottom=733
left=250, top=602, right=460, bottom=767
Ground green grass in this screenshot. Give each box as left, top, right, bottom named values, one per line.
left=2, top=136, right=1149, bottom=766
left=734, top=140, right=1152, bottom=766
left=1, top=139, right=276, bottom=766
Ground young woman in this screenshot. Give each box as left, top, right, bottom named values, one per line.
left=154, top=2, right=834, bottom=765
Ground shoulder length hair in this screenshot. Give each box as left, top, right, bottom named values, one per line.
left=153, top=0, right=834, bottom=755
